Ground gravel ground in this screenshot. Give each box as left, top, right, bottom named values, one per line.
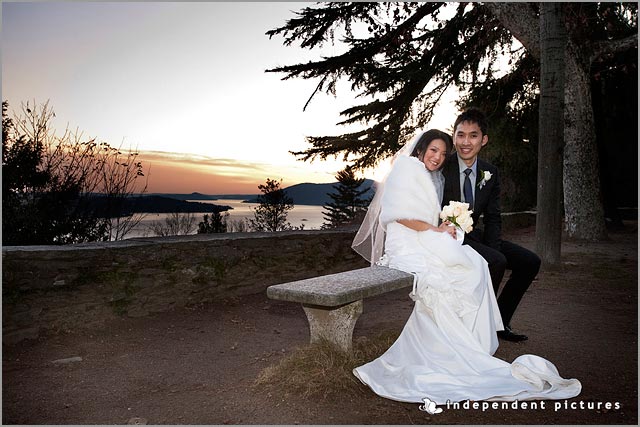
left=3, top=223, right=637, bottom=425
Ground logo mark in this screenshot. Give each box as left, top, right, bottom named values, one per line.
left=419, top=397, right=443, bottom=414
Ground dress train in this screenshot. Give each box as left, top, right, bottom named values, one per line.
left=353, top=223, right=581, bottom=404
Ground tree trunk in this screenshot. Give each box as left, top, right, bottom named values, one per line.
left=563, top=48, right=608, bottom=241
left=536, top=3, right=566, bottom=265
left=483, top=2, right=609, bottom=241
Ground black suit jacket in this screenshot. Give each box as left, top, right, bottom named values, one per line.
left=441, top=153, right=502, bottom=251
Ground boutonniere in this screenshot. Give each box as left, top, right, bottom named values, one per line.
left=477, top=170, right=492, bottom=189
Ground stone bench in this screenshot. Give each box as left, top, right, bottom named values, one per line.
left=266, top=265, right=414, bottom=352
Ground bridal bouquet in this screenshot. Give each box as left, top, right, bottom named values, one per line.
left=440, top=201, right=474, bottom=234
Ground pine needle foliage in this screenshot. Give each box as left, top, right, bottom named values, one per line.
left=322, top=166, right=371, bottom=229
left=266, top=2, right=513, bottom=170
left=249, top=178, right=295, bottom=232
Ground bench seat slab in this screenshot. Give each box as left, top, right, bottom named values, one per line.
left=267, top=266, right=413, bottom=307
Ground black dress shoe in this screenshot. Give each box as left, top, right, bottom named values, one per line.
left=497, top=326, right=528, bottom=342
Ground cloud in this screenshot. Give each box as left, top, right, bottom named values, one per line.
left=134, top=150, right=276, bottom=194
left=127, top=149, right=347, bottom=194
left=139, top=150, right=272, bottom=172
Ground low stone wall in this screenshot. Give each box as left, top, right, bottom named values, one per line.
left=2, top=230, right=368, bottom=344
left=2, top=212, right=537, bottom=344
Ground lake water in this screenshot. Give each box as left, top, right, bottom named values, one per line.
left=125, top=199, right=326, bottom=239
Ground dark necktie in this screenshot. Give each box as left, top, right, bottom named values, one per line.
left=463, top=168, right=474, bottom=208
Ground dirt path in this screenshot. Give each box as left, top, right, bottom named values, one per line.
left=3, top=224, right=637, bottom=425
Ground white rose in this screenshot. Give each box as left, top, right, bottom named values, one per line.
left=457, top=210, right=471, bottom=224
left=484, top=171, right=492, bottom=181
left=458, top=211, right=473, bottom=231
left=440, top=204, right=454, bottom=219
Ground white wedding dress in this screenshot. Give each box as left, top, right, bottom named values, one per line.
left=353, top=155, right=581, bottom=404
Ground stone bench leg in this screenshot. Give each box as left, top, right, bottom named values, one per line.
left=302, top=300, right=363, bottom=353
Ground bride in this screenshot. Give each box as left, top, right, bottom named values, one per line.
left=351, top=129, right=581, bottom=404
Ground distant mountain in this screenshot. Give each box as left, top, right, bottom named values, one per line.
left=129, top=195, right=231, bottom=213
left=149, top=192, right=218, bottom=201
left=150, top=192, right=258, bottom=201
left=90, top=195, right=231, bottom=216
left=151, top=179, right=376, bottom=207
left=209, top=194, right=260, bottom=200
left=245, top=180, right=376, bottom=206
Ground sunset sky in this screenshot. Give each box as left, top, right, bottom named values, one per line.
left=2, top=2, right=457, bottom=194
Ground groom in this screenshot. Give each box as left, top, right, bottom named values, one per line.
left=441, top=108, right=541, bottom=342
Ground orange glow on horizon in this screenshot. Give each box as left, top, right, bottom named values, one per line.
left=138, top=153, right=260, bottom=194
left=135, top=151, right=321, bottom=194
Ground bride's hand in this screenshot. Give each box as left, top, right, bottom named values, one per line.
left=438, top=221, right=457, bottom=239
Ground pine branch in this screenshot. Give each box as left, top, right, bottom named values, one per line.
left=590, top=34, right=638, bottom=65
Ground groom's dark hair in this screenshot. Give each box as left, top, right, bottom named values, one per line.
left=454, top=108, right=488, bottom=136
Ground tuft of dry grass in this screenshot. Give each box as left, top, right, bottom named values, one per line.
left=253, top=330, right=400, bottom=400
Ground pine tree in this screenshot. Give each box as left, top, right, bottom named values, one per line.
left=322, top=167, right=371, bottom=229
left=249, top=178, right=294, bottom=232
left=198, top=211, right=229, bottom=234
left=267, top=3, right=637, bottom=240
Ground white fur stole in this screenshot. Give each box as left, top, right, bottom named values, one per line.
left=379, top=155, right=441, bottom=228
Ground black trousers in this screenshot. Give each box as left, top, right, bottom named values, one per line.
left=464, top=238, right=541, bottom=327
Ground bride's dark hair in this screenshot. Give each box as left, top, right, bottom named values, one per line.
left=410, top=129, right=453, bottom=162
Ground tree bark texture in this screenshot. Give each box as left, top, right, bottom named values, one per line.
left=536, top=3, right=565, bottom=265
left=563, top=48, right=607, bottom=240
left=483, top=3, right=540, bottom=59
